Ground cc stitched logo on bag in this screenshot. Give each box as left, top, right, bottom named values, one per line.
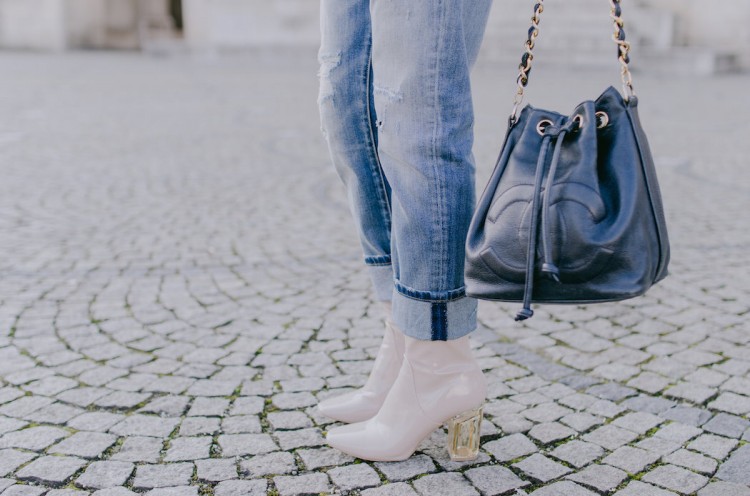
left=480, top=180, right=613, bottom=285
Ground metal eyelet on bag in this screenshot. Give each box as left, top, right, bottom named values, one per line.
left=572, top=114, right=583, bottom=131
left=536, top=119, right=553, bottom=135
left=596, top=111, right=609, bottom=129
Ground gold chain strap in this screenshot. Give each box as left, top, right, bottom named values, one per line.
left=510, top=0, right=637, bottom=121
left=511, top=1, right=545, bottom=122
left=610, top=0, right=635, bottom=99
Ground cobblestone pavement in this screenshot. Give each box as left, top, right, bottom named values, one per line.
left=0, top=50, right=748, bottom=496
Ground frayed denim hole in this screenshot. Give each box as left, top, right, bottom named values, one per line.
left=317, top=51, right=341, bottom=106
left=373, top=84, right=403, bottom=132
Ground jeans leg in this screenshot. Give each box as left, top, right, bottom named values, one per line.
left=370, top=0, right=493, bottom=340
left=318, top=0, right=394, bottom=302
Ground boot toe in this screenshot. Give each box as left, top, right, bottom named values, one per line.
left=325, top=422, right=412, bottom=462
left=317, top=392, right=378, bottom=423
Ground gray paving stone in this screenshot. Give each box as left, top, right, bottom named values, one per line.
left=0, top=416, right=27, bottom=435
left=490, top=413, right=534, bottom=434
left=664, top=448, right=718, bottom=474
left=267, top=411, right=313, bottom=430
left=660, top=406, right=712, bottom=427
left=164, top=436, right=212, bottom=461
left=614, top=480, right=678, bottom=496
left=179, top=416, right=220, bottom=436
left=687, top=434, right=739, bottom=459
left=195, top=458, right=237, bottom=482
left=16, top=455, right=87, bottom=485
left=94, top=391, right=152, bottom=409
left=218, top=433, right=278, bottom=457
left=559, top=412, right=603, bottom=432
left=586, top=399, right=626, bottom=418
left=0, top=388, right=25, bottom=405
left=612, top=411, right=664, bottom=434
left=0, top=425, right=70, bottom=450
left=0, top=479, right=15, bottom=493
left=550, top=440, right=604, bottom=468
left=484, top=399, right=525, bottom=417
left=0, top=448, right=37, bottom=477
left=566, top=464, right=628, bottom=492
left=47, top=490, right=90, bottom=496
left=49, top=431, right=118, bottom=459
left=239, top=451, right=296, bottom=477
left=413, top=472, right=479, bottom=496
left=137, top=396, right=190, bottom=417
left=187, top=397, right=229, bottom=417
left=522, top=403, right=572, bottom=423
left=528, top=481, right=598, bottom=496
left=143, top=487, right=198, bottom=496
left=271, top=392, right=318, bottom=410
left=627, top=373, right=672, bottom=394
left=664, top=383, right=717, bottom=404
left=132, top=463, right=194, bottom=489
left=214, top=480, right=268, bottom=496
left=361, top=482, right=419, bottom=496
left=586, top=383, right=637, bottom=402
left=297, top=447, right=355, bottom=470
left=0, top=396, right=53, bottom=418
left=528, top=422, right=576, bottom=444
left=483, top=433, right=537, bottom=462
left=1, top=485, right=49, bottom=496
left=75, top=461, right=135, bottom=489
left=110, top=436, right=163, bottom=463
left=109, top=415, right=179, bottom=438
left=273, top=473, right=330, bottom=496
left=635, top=436, right=683, bottom=456
left=67, top=412, right=126, bottom=432
left=24, top=377, right=79, bottom=396
left=228, top=397, right=264, bottom=416
left=274, top=427, right=324, bottom=450
left=90, top=488, right=139, bottom=496
left=603, top=445, right=661, bottom=473
left=642, top=464, right=709, bottom=494
left=702, top=413, right=750, bottom=438
left=708, top=392, right=750, bottom=415
left=582, top=425, right=639, bottom=451
left=375, top=454, right=437, bottom=482
left=464, top=465, right=530, bottom=495
left=653, top=422, right=703, bottom=445
left=698, top=481, right=750, bottom=496
left=26, top=402, right=86, bottom=424
left=512, top=454, right=572, bottom=483
left=57, top=387, right=111, bottom=408
left=185, top=380, right=239, bottom=397
left=716, top=444, right=750, bottom=484
left=328, top=463, right=381, bottom=491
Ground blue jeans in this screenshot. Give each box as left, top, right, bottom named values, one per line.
left=318, top=0, right=492, bottom=341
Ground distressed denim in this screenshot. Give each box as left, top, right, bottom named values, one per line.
left=318, top=0, right=492, bottom=341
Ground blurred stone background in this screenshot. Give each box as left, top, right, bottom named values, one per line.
left=0, top=0, right=748, bottom=74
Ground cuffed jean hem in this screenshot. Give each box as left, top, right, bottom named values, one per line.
left=392, top=282, right=478, bottom=341
left=366, top=261, right=394, bottom=302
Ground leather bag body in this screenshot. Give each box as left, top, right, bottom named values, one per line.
left=464, top=86, right=670, bottom=317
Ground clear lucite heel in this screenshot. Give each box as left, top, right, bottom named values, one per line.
left=446, top=406, right=483, bottom=461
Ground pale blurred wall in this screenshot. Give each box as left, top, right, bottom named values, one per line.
left=182, top=0, right=318, bottom=49
left=0, top=0, right=173, bottom=50
left=0, top=0, right=749, bottom=71
left=0, top=0, right=67, bottom=51
left=649, top=0, right=750, bottom=69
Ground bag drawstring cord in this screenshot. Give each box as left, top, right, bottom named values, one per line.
left=515, top=119, right=576, bottom=321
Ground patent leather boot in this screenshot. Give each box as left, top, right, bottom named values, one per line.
left=317, top=320, right=405, bottom=423
left=326, top=333, right=486, bottom=462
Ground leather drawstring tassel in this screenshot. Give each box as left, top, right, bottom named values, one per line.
left=540, top=128, right=570, bottom=283
left=515, top=134, right=552, bottom=321
left=515, top=119, right=576, bottom=321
